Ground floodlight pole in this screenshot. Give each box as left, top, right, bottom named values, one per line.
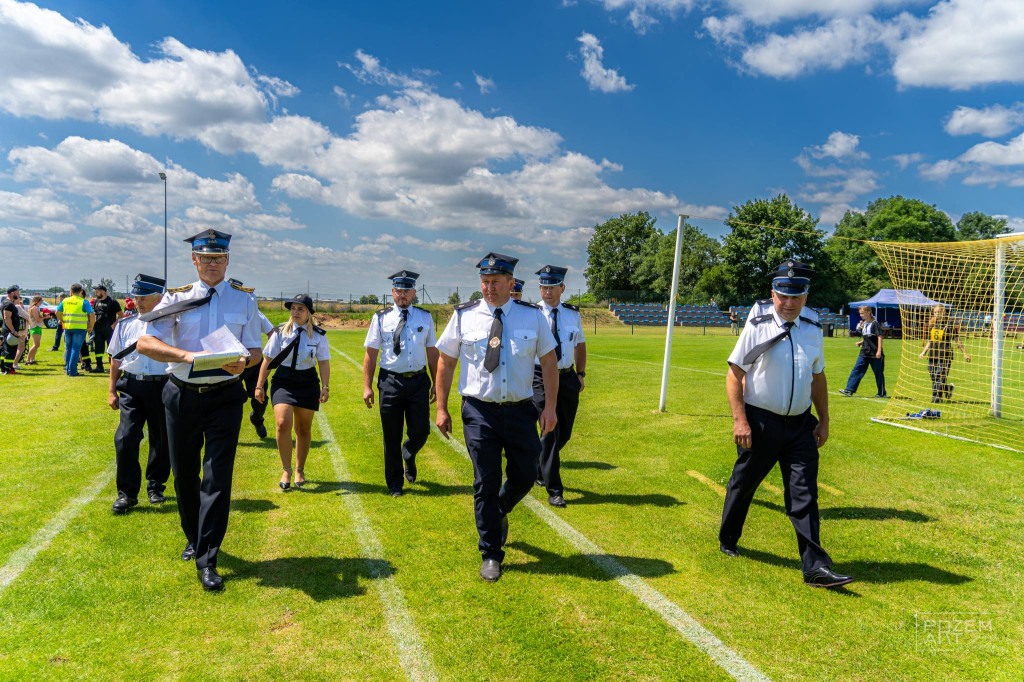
left=992, top=240, right=1006, bottom=418
left=659, top=215, right=686, bottom=412
left=159, top=171, right=167, bottom=284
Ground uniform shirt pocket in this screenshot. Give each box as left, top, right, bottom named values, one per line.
left=510, top=329, right=538, bottom=357
left=177, top=310, right=202, bottom=340
left=462, top=329, right=488, bottom=361
left=223, top=312, right=247, bottom=336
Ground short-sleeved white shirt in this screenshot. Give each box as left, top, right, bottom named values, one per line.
left=536, top=301, right=585, bottom=370
left=363, top=305, right=436, bottom=373
left=263, top=324, right=330, bottom=371
left=258, top=311, right=275, bottom=336
left=436, top=299, right=557, bottom=403
left=108, top=313, right=168, bottom=377
left=728, top=302, right=825, bottom=416
left=142, top=278, right=263, bottom=384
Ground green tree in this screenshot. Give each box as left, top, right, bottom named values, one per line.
left=359, top=294, right=379, bottom=305
left=721, top=194, right=830, bottom=306
left=79, top=278, right=93, bottom=292
left=956, top=211, right=1009, bottom=241
left=584, top=211, right=660, bottom=297
left=447, top=291, right=461, bottom=305
left=469, top=291, right=483, bottom=302
left=99, top=277, right=115, bottom=294
left=635, top=222, right=723, bottom=303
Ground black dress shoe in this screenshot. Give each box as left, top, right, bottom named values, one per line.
left=197, top=567, right=224, bottom=591
left=250, top=412, right=268, bottom=439
left=148, top=490, right=165, bottom=505
left=181, top=542, right=196, bottom=561
left=479, top=559, right=501, bottom=582
left=111, top=493, right=138, bottom=515
left=720, top=544, right=740, bottom=557
left=500, top=514, right=509, bottom=546
left=389, top=489, right=403, bottom=498
left=803, top=566, right=854, bottom=588
left=535, top=478, right=544, bottom=487
left=404, top=456, right=417, bottom=484
left=548, top=494, right=566, bottom=508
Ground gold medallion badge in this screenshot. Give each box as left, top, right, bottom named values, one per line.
left=488, top=337, right=501, bottom=348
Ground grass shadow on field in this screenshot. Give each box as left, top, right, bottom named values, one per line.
left=219, top=552, right=395, bottom=601
left=741, top=548, right=972, bottom=585
left=562, top=460, right=618, bottom=471
left=504, top=542, right=676, bottom=581
left=567, top=488, right=682, bottom=508
left=240, top=439, right=329, bottom=450
left=295, top=480, right=345, bottom=494
left=231, top=498, right=279, bottom=513
left=334, top=479, right=473, bottom=497
left=753, top=499, right=932, bottom=523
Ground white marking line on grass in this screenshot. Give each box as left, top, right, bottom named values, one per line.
left=0, top=462, right=114, bottom=596
left=316, top=412, right=437, bottom=682
left=432, top=425, right=768, bottom=682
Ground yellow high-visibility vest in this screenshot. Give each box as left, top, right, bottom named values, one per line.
left=62, top=296, right=89, bottom=330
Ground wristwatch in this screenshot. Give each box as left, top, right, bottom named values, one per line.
left=577, top=371, right=586, bottom=378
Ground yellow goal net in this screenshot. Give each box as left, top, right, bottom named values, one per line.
left=870, top=233, right=1024, bottom=452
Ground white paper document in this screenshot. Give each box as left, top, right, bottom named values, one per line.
left=191, top=325, right=250, bottom=373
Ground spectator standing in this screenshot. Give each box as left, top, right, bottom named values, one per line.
left=50, top=292, right=66, bottom=351
left=88, top=284, right=122, bottom=374
left=729, top=309, right=739, bottom=336
left=1, top=285, right=26, bottom=375
left=839, top=307, right=886, bottom=398
left=24, top=295, right=44, bottom=365
left=56, top=283, right=95, bottom=377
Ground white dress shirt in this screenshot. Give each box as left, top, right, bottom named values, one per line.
left=258, top=311, right=275, bottom=336
left=143, top=278, right=263, bottom=384
left=108, top=313, right=168, bottom=377
left=436, top=299, right=557, bottom=403
left=263, top=324, right=330, bottom=371
left=536, top=302, right=585, bottom=370
left=364, top=305, right=436, bottom=373
left=728, top=302, right=824, bottom=416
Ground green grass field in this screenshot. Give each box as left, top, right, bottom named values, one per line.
left=1, top=328, right=1021, bottom=680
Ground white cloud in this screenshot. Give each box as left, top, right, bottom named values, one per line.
left=332, top=85, right=355, bottom=108
left=809, top=131, right=869, bottom=160
left=918, top=159, right=963, bottom=180
left=888, top=152, right=924, bottom=169
left=243, top=213, right=306, bottom=231
left=795, top=132, right=877, bottom=223
left=721, top=0, right=921, bottom=24
left=944, top=104, right=1024, bottom=137
left=85, top=204, right=154, bottom=232
left=958, top=132, right=1024, bottom=166
left=0, top=187, right=71, bottom=221
left=473, top=71, right=495, bottom=94
left=339, top=49, right=424, bottom=88
left=595, top=0, right=696, bottom=33
left=818, top=202, right=860, bottom=225
left=184, top=206, right=241, bottom=231
left=39, top=220, right=76, bottom=234
left=702, top=15, right=747, bottom=45
left=576, top=33, right=635, bottom=93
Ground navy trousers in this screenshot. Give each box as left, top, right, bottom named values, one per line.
left=114, top=374, right=170, bottom=498
left=378, top=369, right=430, bottom=492
left=462, top=397, right=541, bottom=563
left=844, top=354, right=885, bottom=395
left=532, top=367, right=581, bottom=496
left=720, top=405, right=832, bottom=574
left=163, top=378, right=245, bottom=570
left=241, top=363, right=268, bottom=427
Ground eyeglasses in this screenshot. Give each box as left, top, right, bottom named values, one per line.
left=197, top=255, right=228, bottom=264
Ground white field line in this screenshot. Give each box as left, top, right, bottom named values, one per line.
left=0, top=462, right=114, bottom=596
left=316, top=411, right=437, bottom=682
left=330, top=342, right=767, bottom=680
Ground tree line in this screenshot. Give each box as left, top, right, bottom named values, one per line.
left=583, top=195, right=1009, bottom=311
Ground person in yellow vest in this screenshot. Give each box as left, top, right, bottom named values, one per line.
left=55, top=283, right=96, bottom=377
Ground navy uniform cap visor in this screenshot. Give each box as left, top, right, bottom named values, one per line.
left=771, top=278, right=810, bottom=296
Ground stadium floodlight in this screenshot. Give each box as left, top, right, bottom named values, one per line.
left=158, top=171, right=167, bottom=283
left=659, top=215, right=687, bottom=412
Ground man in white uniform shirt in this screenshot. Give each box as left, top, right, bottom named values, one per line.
left=106, top=274, right=171, bottom=515
left=363, top=270, right=439, bottom=496
left=435, top=252, right=559, bottom=582
left=137, top=229, right=264, bottom=592
left=721, top=260, right=853, bottom=589
left=532, top=265, right=587, bottom=508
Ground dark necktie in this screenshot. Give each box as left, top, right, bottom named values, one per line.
left=139, top=291, right=213, bottom=322
left=551, top=308, right=562, bottom=362
left=267, top=332, right=302, bottom=371
left=484, top=308, right=503, bottom=373
left=743, top=321, right=794, bottom=365
left=393, top=309, right=408, bottom=355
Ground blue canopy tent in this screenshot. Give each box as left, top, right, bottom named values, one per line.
left=847, top=289, right=947, bottom=334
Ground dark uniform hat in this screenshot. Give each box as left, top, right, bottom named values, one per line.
left=511, top=278, right=524, bottom=293
left=477, top=252, right=518, bottom=276
left=185, top=228, right=231, bottom=254
left=7, top=284, right=20, bottom=294
left=536, top=264, right=568, bottom=286
left=130, top=273, right=165, bottom=297
left=771, top=259, right=813, bottom=296
left=389, top=270, right=419, bottom=290
left=285, top=293, right=315, bottom=314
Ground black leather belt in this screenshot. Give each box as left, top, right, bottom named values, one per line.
left=465, top=396, right=532, bottom=408
left=170, top=374, right=242, bottom=394
left=382, top=367, right=427, bottom=378
left=745, top=404, right=810, bottom=424
left=559, top=365, right=576, bottom=374
left=125, top=373, right=166, bottom=382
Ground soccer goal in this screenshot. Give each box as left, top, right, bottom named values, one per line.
left=869, top=233, right=1024, bottom=452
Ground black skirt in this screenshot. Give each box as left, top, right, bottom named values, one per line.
left=271, top=366, right=321, bottom=411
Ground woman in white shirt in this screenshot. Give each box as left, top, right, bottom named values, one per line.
left=255, top=295, right=331, bottom=490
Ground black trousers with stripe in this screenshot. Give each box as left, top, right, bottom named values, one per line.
left=377, top=369, right=430, bottom=492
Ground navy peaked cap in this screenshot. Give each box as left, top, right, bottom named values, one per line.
left=185, top=228, right=231, bottom=253
left=536, top=264, right=568, bottom=285
left=477, top=252, right=518, bottom=275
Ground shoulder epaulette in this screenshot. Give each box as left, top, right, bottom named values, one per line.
left=274, top=323, right=285, bottom=334
left=313, top=324, right=326, bottom=336
left=756, top=298, right=771, bottom=306
left=562, top=303, right=580, bottom=312
left=228, top=278, right=244, bottom=286
left=513, top=299, right=539, bottom=309
left=167, top=284, right=193, bottom=294
left=799, top=316, right=822, bottom=328
left=230, top=282, right=255, bottom=293
left=454, top=300, right=480, bottom=311
left=375, top=306, right=393, bottom=316
left=750, top=314, right=775, bottom=326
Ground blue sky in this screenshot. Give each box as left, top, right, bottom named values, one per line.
left=1, top=0, right=1023, bottom=297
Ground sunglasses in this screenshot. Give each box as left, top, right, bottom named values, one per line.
left=197, top=255, right=228, bottom=264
